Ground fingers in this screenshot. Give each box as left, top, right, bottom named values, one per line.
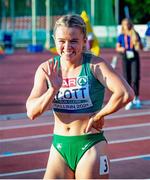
left=47, top=59, right=53, bottom=75
left=85, top=118, right=94, bottom=133
left=93, top=124, right=102, bottom=132
left=47, top=58, right=58, bottom=74
left=85, top=117, right=104, bottom=133
left=42, top=68, right=49, bottom=81
left=47, top=61, right=50, bottom=75
left=53, top=60, right=58, bottom=72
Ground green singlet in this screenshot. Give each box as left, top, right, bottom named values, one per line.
left=50, top=53, right=105, bottom=113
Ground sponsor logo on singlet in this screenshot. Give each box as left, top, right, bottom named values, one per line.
left=53, top=76, right=93, bottom=110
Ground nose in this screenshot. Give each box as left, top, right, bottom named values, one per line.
left=64, top=41, right=71, bottom=50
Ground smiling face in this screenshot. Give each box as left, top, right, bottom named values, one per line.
left=54, top=26, right=86, bottom=61
left=53, top=14, right=87, bottom=63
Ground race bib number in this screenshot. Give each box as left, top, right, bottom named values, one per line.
left=99, top=155, right=109, bottom=175
left=53, top=76, right=93, bottom=110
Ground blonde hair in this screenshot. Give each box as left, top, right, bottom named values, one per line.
left=121, top=18, right=133, bottom=34
left=53, top=14, right=87, bottom=38
left=121, top=18, right=141, bottom=50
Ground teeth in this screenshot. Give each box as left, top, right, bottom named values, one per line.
left=64, top=52, right=73, bottom=55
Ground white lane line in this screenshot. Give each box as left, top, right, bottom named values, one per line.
left=142, top=100, right=150, bottom=105
left=110, top=154, right=150, bottom=162
left=1, top=122, right=150, bottom=143
left=109, top=136, right=150, bottom=144
left=0, top=111, right=52, bottom=121
left=1, top=136, right=150, bottom=158
left=0, top=168, right=46, bottom=177
left=0, top=106, right=150, bottom=124
left=0, top=134, right=52, bottom=143
left=0, top=154, right=150, bottom=177
left=0, top=149, right=50, bottom=158
left=1, top=100, right=150, bottom=121
left=103, top=122, right=150, bottom=131
left=1, top=109, right=150, bottom=130
left=107, top=110, right=150, bottom=119
left=0, top=122, right=54, bottom=130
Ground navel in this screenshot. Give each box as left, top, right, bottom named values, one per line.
left=66, top=127, right=70, bottom=131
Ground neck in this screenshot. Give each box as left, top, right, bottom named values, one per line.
left=124, top=30, right=130, bottom=35
left=60, top=54, right=83, bottom=70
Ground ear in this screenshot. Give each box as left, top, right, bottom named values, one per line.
left=83, top=37, right=87, bottom=47
left=82, top=38, right=87, bottom=52
left=84, top=37, right=87, bottom=44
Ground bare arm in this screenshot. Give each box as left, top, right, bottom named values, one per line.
left=26, top=60, right=62, bottom=120
left=86, top=57, right=134, bottom=132
left=116, top=42, right=125, bottom=53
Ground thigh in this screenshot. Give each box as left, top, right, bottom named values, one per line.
left=75, top=141, right=110, bottom=179
left=43, top=145, right=74, bottom=179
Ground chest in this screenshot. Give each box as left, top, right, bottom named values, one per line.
left=57, top=75, right=90, bottom=99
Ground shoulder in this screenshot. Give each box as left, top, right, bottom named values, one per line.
left=116, top=34, right=124, bottom=43
left=89, top=54, right=118, bottom=86
left=90, top=54, right=104, bottom=65
left=119, top=33, right=123, bottom=36
left=117, top=33, right=124, bottom=37
left=90, top=54, right=111, bottom=76
left=118, top=33, right=124, bottom=39
left=36, top=58, right=53, bottom=72
left=34, top=59, right=53, bottom=81
left=84, top=52, right=110, bottom=68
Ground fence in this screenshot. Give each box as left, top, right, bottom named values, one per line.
left=0, top=0, right=117, bottom=48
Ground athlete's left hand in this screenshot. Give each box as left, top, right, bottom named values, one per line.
left=85, top=117, right=104, bottom=133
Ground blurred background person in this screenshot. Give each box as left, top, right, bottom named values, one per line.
left=116, top=18, right=143, bottom=110
left=86, top=32, right=94, bottom=51
left=144, top=21, right=150, bottom=51
left=80, top=11, right=100, bottom=56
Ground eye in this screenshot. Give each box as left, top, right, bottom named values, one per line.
left=70, top=40, right=78, bottom=44
left=58, top=40, right=65, bottom=43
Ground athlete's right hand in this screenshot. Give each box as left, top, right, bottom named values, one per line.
left=42, top=59, right=62, bottom=91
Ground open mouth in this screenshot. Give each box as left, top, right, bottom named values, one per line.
left=63, top=51, right=75, bottom=56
